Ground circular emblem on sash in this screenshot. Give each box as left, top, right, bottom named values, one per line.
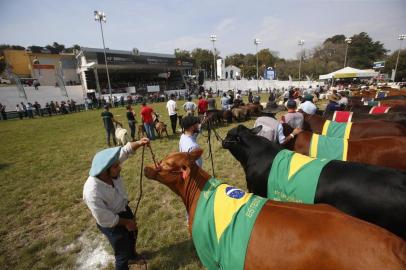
left=225, top=186, right=245, bottom=199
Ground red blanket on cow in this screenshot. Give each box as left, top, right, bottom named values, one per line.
left=369, top=106, right=391, bottom=114
left=332, top=111, right=353, bottom=122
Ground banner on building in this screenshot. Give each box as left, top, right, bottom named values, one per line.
left=147, top=85, right=160, bottom=92
left=263, top=67, right=276, bottom=80
left=373, top=61, right=385, bottom=69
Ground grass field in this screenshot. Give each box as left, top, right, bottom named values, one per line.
left=1, top=95, right=289, bottom=269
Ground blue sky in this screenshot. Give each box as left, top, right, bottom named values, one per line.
left=0, top=0, right=405, bottom=59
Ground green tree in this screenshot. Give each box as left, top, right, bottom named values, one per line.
left=384, top=49, right=406, bottom=81
left=257, top=48, right=278, bottom=67
left=28, top=45, right=44, bottom=53
left=225, top=53, right=245, bottom=67
left=64, top=44, right=81, bottom=53
left=45, top=42, right=65, bottom=54
left=324, top=34, right=346, bottom=44
left=191, top=48, right=216, bottom=79
left=347, top=32, right=388, bottom=68
left=174, top=48, right=191, bottom=59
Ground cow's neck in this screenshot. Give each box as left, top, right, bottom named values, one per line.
left=181, top=165, right=211, bottom=234
left=305, top=114, right=324, bottom=133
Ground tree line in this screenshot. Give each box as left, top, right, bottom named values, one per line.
left=1, top=32, right=405, bottom=81
left=175, top=32, right=405, bottom=81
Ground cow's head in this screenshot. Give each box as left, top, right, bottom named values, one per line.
left=144, top=148, right=206, bottom=197
left=222, top=125, right=262, bottom=149
left=222, top=125, right=263, bottom=164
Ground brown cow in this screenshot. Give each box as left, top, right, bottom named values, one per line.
left=144, top=149, right=406, bottom=270
left=283, top=124, right=406, bottom=171
left=323, top=111, right=406, bottom=127
left=303, top=113, right=406, bottom=138
left=232, top=107, right=248, bottom=122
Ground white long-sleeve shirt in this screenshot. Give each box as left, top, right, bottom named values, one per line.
left=83, top=143, right=134, bottom=228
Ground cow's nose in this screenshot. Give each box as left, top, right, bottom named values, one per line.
left=144, top=166, right=158, bottom=179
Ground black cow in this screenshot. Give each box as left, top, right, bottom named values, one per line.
left=222, top=125, right=406, bottom=240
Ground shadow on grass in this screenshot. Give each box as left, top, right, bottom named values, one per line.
left=142, top=239, right=200, bottom=270
left=0, top=163, right=11, bottom=170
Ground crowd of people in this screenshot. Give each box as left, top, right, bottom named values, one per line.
left=1, top=99, right=81, bottom=120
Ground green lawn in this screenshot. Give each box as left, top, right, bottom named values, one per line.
left=0, top=95, right=279, bottom=270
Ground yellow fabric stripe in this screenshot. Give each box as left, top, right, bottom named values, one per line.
left=342, top=138, right=349, bottom=161
left=310, top=134, right=319, bottom=157
left=288, top=153, right=316, bottom=180
left=214, top=184, right=252, bottom=242
left=343, top=122, right=352, bottom=140
left=322, top=120, right=331, bottom=136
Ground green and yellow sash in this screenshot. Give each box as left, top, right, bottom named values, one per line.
left=267, top=150, right=330, bottom=204
left=192, top=178, right=267, bottom=270
left=322, top=120, right=352, bottom=139
left=310, top=134, right=348, bottom=161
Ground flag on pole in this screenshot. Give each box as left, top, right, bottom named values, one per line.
left=5, top=65, right=27, bottom=100
left=55, top=62, right=68, bottom=97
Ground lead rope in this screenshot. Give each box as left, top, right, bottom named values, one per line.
left=134, top=145, right=145, bottom=217
left=133, top=144, right=157, bottom=269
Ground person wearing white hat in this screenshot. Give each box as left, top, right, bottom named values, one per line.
left=254, top=102, right=301, bottom=144
left=83, top=138, right=149, bottom=269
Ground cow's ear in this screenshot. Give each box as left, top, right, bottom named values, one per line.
left=237, top=125, right=248, bottom=132
left=189, top=148, right=203, bottom=161
left=250, top=125, right=262, bottom=134
left=181, top=165, right=191, bottom=180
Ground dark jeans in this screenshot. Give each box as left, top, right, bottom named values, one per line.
left=169, top=114, right=177, bottom=134
left=143, top=123, right=155, bottom=140
left=97, top=206, right=138, bottom=270
left=128, top=121, right=136, bottom=140
left=106, top=128, right=117, bottom=146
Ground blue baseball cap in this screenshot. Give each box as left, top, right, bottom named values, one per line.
left=89, top=146, right=121, bottom=177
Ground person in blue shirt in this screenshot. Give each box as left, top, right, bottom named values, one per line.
left=325, top=94, right=341, bottom=113
left=220, top=93, right=230, bottom=110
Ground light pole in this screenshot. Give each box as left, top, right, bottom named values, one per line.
left=94, top=10, right=112, bottom=100
left=344, top=37, right=352, bottom=67
left=210, top=34, right=217, bottom=93
left=394, top=34, right=406, bottom=82
left=254, top=38, right=261, bottom=92
left=298, top=39, right=305, bottom=85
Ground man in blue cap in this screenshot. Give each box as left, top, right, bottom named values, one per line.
left=83, top=137, right=149, bottom=269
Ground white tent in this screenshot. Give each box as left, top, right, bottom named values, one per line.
left=319, top=67, right=378, bottom=80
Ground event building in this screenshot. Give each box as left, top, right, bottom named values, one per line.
left=76, top=47, right=194, bottom=95
left=3, top=49, right=79, bottom=86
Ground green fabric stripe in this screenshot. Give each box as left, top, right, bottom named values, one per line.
left=192, top=178, right=267, bottom=270
left=315, top=135, right=345, bottom=160
left=192, top=178, right=222, bottom=270
left=325, top=121, right=347, bottom=138
left=267, top=150, right=329, bottom=204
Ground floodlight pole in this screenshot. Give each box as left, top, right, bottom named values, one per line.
left=298, top=39, right=305, bottom=86
left=254, top=38, right=261, bottom=92
left=94, top=10, right=112, bottom=100
left=344, top=37, right=352, bottom=67
left=394, top=34, right=406, bottom=82
left=210, top=34, right=217, bottom=93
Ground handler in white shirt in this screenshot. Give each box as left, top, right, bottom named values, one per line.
left=298, top=94, right=317, bottom=115
left=179, top=115, right=203, bottom=167
left=83, top=138, right=149, bottom=269
left=166, top=94, right=178, bottom=134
